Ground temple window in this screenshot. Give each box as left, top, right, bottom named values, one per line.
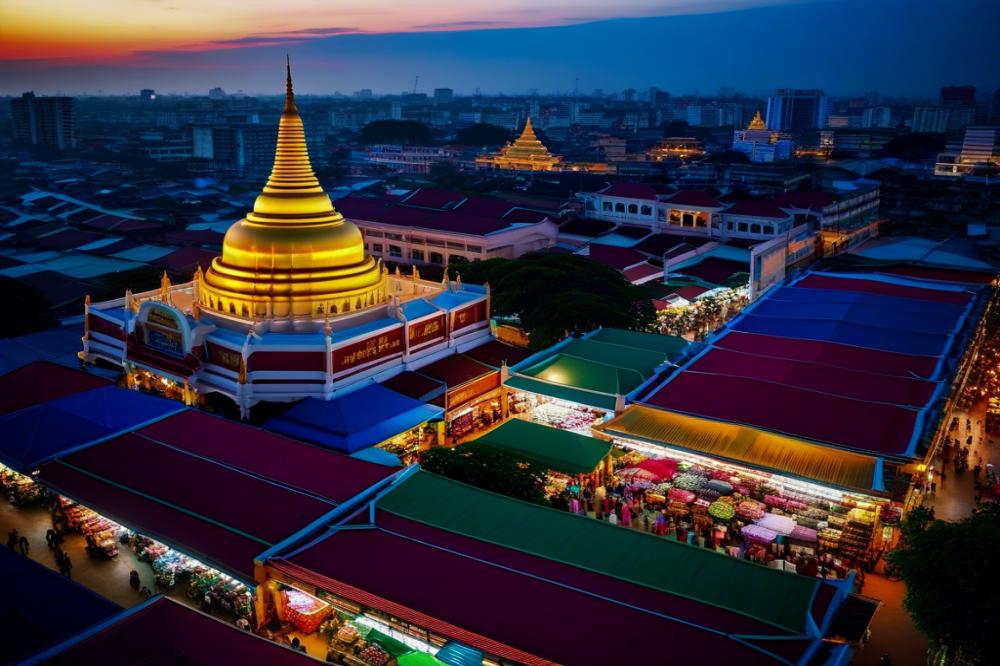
left=763, top=225, right=774, bottom=234
left=614, top=203, right=625, bottom=213
left=640, top=205, right=652, bottom=216
left=411, top=249, right=425, bottom=261
left=389, top=245, right=402, bottom=258
left=750, top=223, right=762, bottom=234
left=430, top=252, right=443, bottom=264
left=738, top=222, right=749, bottom=232
left=602, top=201, right=612, bottom=212
left=627, top=204, right=638, bottom=214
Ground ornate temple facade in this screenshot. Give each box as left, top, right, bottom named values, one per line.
left=732, top=111, right=794, bottom=163
left=80, top=64, right=491, bottom=416
left=475, top=117, right=563, bottom=171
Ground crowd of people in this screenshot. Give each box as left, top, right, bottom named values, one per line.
left=7, top=526, right=73, bottom=577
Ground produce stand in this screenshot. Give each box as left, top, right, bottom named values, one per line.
left=1, top=465, right=44, bottom=506
left=58, top=497, right=119, bottom=558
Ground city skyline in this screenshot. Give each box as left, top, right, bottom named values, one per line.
left=2, top=0, right=998, bottom=97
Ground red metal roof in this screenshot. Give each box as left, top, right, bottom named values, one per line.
left=402, top=187, right=466, bottom=209
left=463, top=340, right=530, bottom=369
left=874, top=265, right=996, bottom=285
left=416, top=354, right=495, bottom=387
left=588, top=244, right=646, bottom=269
left=674, top=285, right=710, bottom=301
left=795, top=274, right=972, bottom=305
left=725, top=200, right=792, bottom=219
left=715, top=331, right=940, bottom=379
left=623, top=262, right=662, bottom=283
left=41, top=597, right=318, bottom=665
left=0, top=362, right=108, bottom=416
left=277, top=510, right=819, bottom=666
left=599, top=182, right=661, bottom=201
left=380, top=371, right=446, bottom=401
left=667, top=190, right=723, bottom=208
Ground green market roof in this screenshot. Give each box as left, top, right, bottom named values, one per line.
left=470, top=418, right=611, bottom=475
left=505, top=329, right=687, bottom=409
left=377, top=470, right=825, bottom=635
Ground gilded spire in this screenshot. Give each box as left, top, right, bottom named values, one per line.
left=748, top=111, right=766, bottom=130
left=521, top=115, right=535, bottom=139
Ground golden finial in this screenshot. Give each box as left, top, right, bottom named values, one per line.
left=412, top=265, right=421, bottom=281
left=441, top=263, right=449, bottom=285
left=284, top=54, right=297, bottom=114
left=192, top=301, right=201, bottom=321
left=160, top=270, right=172, bottom=304
left=394, top=265, right=401, bottom=277
left=456, top=272, right=462, bottom=289
left=748, top=111, right=766, bottom=130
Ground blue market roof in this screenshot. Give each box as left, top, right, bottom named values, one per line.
left=0, top=385, right=185, bottom=472
left=264, top=383, right=444, bottom=454
left=0, top=547, right=121, bottom=664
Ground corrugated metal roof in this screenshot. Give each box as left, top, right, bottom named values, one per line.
left=471, top=419, right=610, bottom=475
left=377, top=470, right=826, bottom=634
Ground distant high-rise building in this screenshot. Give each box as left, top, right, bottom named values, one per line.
left=355, top=89, right=373, bottom=99
left=140, top=89, right=156, bottom=101
left=862, top=107, right=892, bottom=129
left=912, top=106, right=952, bottom=133
left=11, top=92, right=76, bottom=150
left=208, top=87, right=226, bottom=100
left=622, top=88, right=637, bottom=102
left=765, top=89, right=829, bottom=133
left=433, top=88, right=454, bottom=103
left=390, top=102, right=403, bottom=120
left=648, top=87, right=669, bottom=106
left=934, top=125, right=1000, bottom=176
left=940, top=85, right=976, bottom=106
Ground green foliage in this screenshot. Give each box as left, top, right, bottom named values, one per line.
left=452, top=253, right=655, bottom=349
left=360, top=120, right=433, bottom=145
left=420, top=442, right=548, bottom=505
left=455, top=123, right=512, bottom=147
left=887, top=501, right=1000, bottom=664
left=0, top=277, right=57, bottom=338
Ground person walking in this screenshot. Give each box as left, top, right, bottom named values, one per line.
left=45, top=529, right=56, bottom=549
left=7, top=529, right=19, bottom=550
left=621, top=502, right=632, bottom=528
left=59, top=553, right=73, bottom=578
left=17, top=535, right=29, bottom=556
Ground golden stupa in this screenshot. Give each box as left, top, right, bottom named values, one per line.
left=747, top=110, right=767, bottom=130
left=201, top=60, right=386, bottom=320
left=475, top=116, right=563, bottom=171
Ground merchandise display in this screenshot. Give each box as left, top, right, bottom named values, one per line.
left=614, top=448, right=890, bottom=560
left=59, top=498, right=119, bottom=558
left=280, top=587, right=332, bottom=634
left=1, top=465, right=44, bottom=506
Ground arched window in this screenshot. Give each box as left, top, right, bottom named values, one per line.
left=228, top=302, right=236, bottom=314
left=750, top=223, right=762, bottom=234
left=614, top=203, right=625, bottom=213
left=640, top=205, right=652, bottom=216
left=627, top=204, right=638, bottom=214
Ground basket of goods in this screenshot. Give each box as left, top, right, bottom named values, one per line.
left=359, top=644, right=390, bottom=666
left=754, top=513, right=796, bottom=536
left=763, top=495, right=787, bottom=509
left=336, top=624, right=360, bottom=644
left=708, top=499, right=736, bottom=521
left=706, top=479, right=733, bottom=495
left=673, top=473, right=706, bottom=491
left=741, top=524, right=778, bottom=544
left=667, top=488, right=696, bottom=504
left=666, top=500, right=690, bottom=517
left=789, top=525, right=818, bottom=542
left=736, top=500, right=766, bottom=521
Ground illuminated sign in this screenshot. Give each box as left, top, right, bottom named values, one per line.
left=408, top=314, right=445, bottom=348
left=333, top=327, right=404, bottom=373
left=138, top=303, right=191, bottom=358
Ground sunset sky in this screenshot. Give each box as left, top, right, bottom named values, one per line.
left=1, top=0, right=997, bottom=96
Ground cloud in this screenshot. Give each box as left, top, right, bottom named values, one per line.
left=170, top=26, right=358, bottom=52
left=413, top=20, right=503, bottom=29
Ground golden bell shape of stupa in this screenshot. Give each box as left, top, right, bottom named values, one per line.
left=200, top=59, right=386, bottom=320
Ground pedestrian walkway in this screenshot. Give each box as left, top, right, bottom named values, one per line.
left=924, top=401, right=998, bottom=520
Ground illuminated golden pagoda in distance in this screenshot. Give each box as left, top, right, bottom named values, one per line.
left=476, top=117, right=563, bottom=171
left=200, top=59, right=387, bottom=320
left=747, top=110, right=767, bottom=130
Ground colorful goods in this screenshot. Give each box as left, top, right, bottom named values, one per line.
left=359, top=644, right=390, bottom=666
left=280, top=588, right=331, bottom=634
left=667, top=488, right=695, bottom=504
left=754, top=513, right=796, bottom=536
left=706, top=479, right=733, bottom=495
left=736, top=500, right=766, bottom=521
left=708, top=499, right=735, bottom=521
left=672, top=473, right=706, bottom=491
left=763, top=495, right=787, bottom=509
left=789, top=525, right=818, bottom=542
left=741, top=524, right=778, bottom=544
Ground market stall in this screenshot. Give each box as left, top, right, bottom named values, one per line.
left=412, top=354, right=502, bottom=442
left=264, top=384, right=444, bottom=463
left=1, top=464, right=44, bottom=506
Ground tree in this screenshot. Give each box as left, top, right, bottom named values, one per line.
left=359, top=120, right=433, bottom=145
left=0, top=277, right=57, bottom=338
left=452, top=253, right=655, bottom=349
left=455, top=123, right=511, bottom=147
left=420, top=442, right=548, bottom=505
left=886, top=501, right=1000, bottom=664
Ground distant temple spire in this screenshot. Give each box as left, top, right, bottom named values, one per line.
left=748, top=110, right=767, bottom=130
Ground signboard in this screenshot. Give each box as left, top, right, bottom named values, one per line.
left=333, top=326, right=404, bottom=374
left=408, top=314, right=446, bottom=349
left=137, top=302, right=192, bottom=358
left=447, top=371, right=500, bottom=411
left=451, top=300, right=487, bottom=333
left=206, top=342, right=242, bottom=371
